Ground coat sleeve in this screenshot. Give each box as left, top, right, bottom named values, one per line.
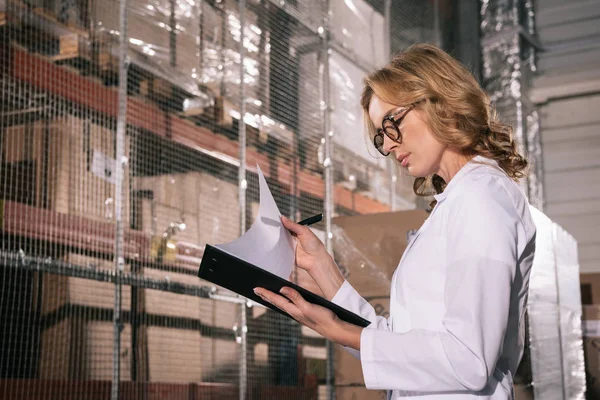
left=331, top=279, right=394, bottom=359
left=338, top=176, right=526, bottom=392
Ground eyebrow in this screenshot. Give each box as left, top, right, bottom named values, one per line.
left=374, top=107, right=398, bottom=128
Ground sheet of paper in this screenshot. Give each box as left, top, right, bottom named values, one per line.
left=215, top=165, right=296, bottom=280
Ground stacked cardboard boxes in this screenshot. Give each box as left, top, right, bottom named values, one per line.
left=134, top=170, right=240, bottom=249
left=141, top=267, right=240, bottom=383
left=1, top=115, right=131, bottom=224
left=3, top=113, right=134, bottom=382
left=36, top=253, right=132, bottom=380
left=133, top=170, right=242, bottom=382
left=36, top=252, right=242, bottom=382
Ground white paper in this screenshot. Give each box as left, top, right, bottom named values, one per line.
left=91, top=150, right=116, bottom=185
left=215, top=165, right=296, bottom=280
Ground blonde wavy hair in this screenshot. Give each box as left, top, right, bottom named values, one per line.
left=361, top=43, right=529, bottom=201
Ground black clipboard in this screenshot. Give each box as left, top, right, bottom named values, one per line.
left=198, top=244, right=371, bottom=328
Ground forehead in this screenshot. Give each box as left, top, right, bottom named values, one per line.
left=368, top=95, right=399, bottom=127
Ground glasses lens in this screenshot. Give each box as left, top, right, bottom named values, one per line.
left=373, top=133, right=387, bottom=156
left=382, top=120, right=400, bottom=141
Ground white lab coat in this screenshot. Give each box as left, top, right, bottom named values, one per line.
left=331, top=156, right=537, bottom=399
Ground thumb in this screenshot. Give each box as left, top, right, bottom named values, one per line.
left=281, top=215, right=309, bottom=236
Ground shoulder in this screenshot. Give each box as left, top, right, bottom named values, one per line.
left=442, top=163, right=536, bottom=259
left=446, top=163, right=530, bottom=231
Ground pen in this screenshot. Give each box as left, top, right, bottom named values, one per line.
left=297, top=213, right=323, bottom=226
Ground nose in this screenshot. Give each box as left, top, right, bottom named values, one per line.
left=382, top=133, right=399, bottom=155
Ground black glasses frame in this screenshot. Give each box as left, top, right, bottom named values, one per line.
left=373, top=105, right=416, bottom=156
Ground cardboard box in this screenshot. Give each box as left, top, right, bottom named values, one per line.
left=36, top=253, right=132, bottom=314
left=135, top=172, right=200, bottom=216
left=92, top=30, right=117, bottom=74
left=1, top=121, right=47, bottom=206
left=142, top=267, right=239, bottom=328
left=334, top=344, right=364, bottom=386
left=139, top=264, right=241, bottom=382
left=581, top=273, right=600, bottom=305
left=215, top=97, right=234, bottom=127
left=334, top=386, right=387, bottom=400
left=1, top=116, right=131, bottom=223
left=139, top=77, right=174, bottom=103
left=200, top=337, right=240, bottom=381
left=38, top=319, right=70, bottom=380
left=34, top=250, right=132, bottom=383
left=135, top=171, right=240, bottom=251
left=139, top=199, right=200, bottom=245
left=115, top=320, right=240, bottom=385
left=146, top=326, right=203, bottom=383
left=514, top=383, right=534, bottom=400
left=64, top=253, right=132, bottom=311
left=583, top=305, right=600, bottom=398
left=38, top=319, right=132, bottom=381
left=196, top=172, right=240, bottom=246
left=85, top=322, right=132, bottom=381
left=332, top=210, right=428, bottom=296
left=36, top=258, right=240, bottom=383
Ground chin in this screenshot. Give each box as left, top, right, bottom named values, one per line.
left=407, top=165, right=435, bottom=179
left=406, top=165, right=424, bottom=178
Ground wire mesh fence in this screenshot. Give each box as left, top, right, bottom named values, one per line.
left=0, top=0, right=436, bottom=399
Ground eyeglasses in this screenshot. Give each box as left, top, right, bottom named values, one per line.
left=373, top=105, right=415, bottom=156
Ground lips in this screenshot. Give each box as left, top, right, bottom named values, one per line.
left=396, top=153, right=410, bottom=167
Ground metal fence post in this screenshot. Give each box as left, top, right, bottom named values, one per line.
left=382, top=0, right=398, bottom=211
left=319, top=1, right=335, bottom=398
left=112, top=0, right=129, bottom=399
left=237, top=1, right=248, bottom=399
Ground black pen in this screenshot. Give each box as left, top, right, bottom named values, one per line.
left=297, top=213, right=323, bottom=226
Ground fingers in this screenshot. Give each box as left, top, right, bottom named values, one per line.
left=253, top=287, right=308, bottom=319
left=280, top=287, right=304, bottom=305
left=254, top=288, right=292, bottom=311
left=253, top=287, right=338, bottom=338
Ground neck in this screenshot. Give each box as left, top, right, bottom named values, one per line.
left=437, top=150, right=472, bottom=183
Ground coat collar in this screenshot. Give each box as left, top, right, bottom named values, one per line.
left=398, top=156, right=499, bottom=266
left=433, top=155, right=499, bottom=204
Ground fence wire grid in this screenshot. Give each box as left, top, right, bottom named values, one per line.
left=0, top=0, right=436, bottom=399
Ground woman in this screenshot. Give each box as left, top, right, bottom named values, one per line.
left=254, top=43, right=536, bottom=399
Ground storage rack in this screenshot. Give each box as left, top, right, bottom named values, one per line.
left=0, top=0, right=427, bottom=399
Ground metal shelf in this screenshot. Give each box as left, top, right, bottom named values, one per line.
left=6, top=45, right=390, bottom=216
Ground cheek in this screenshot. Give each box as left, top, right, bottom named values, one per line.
left=409, top=133, right=444, bottom=172
left=420, top=131, right=445, bottom=156
left=406, top=131, right=436, bottom=156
